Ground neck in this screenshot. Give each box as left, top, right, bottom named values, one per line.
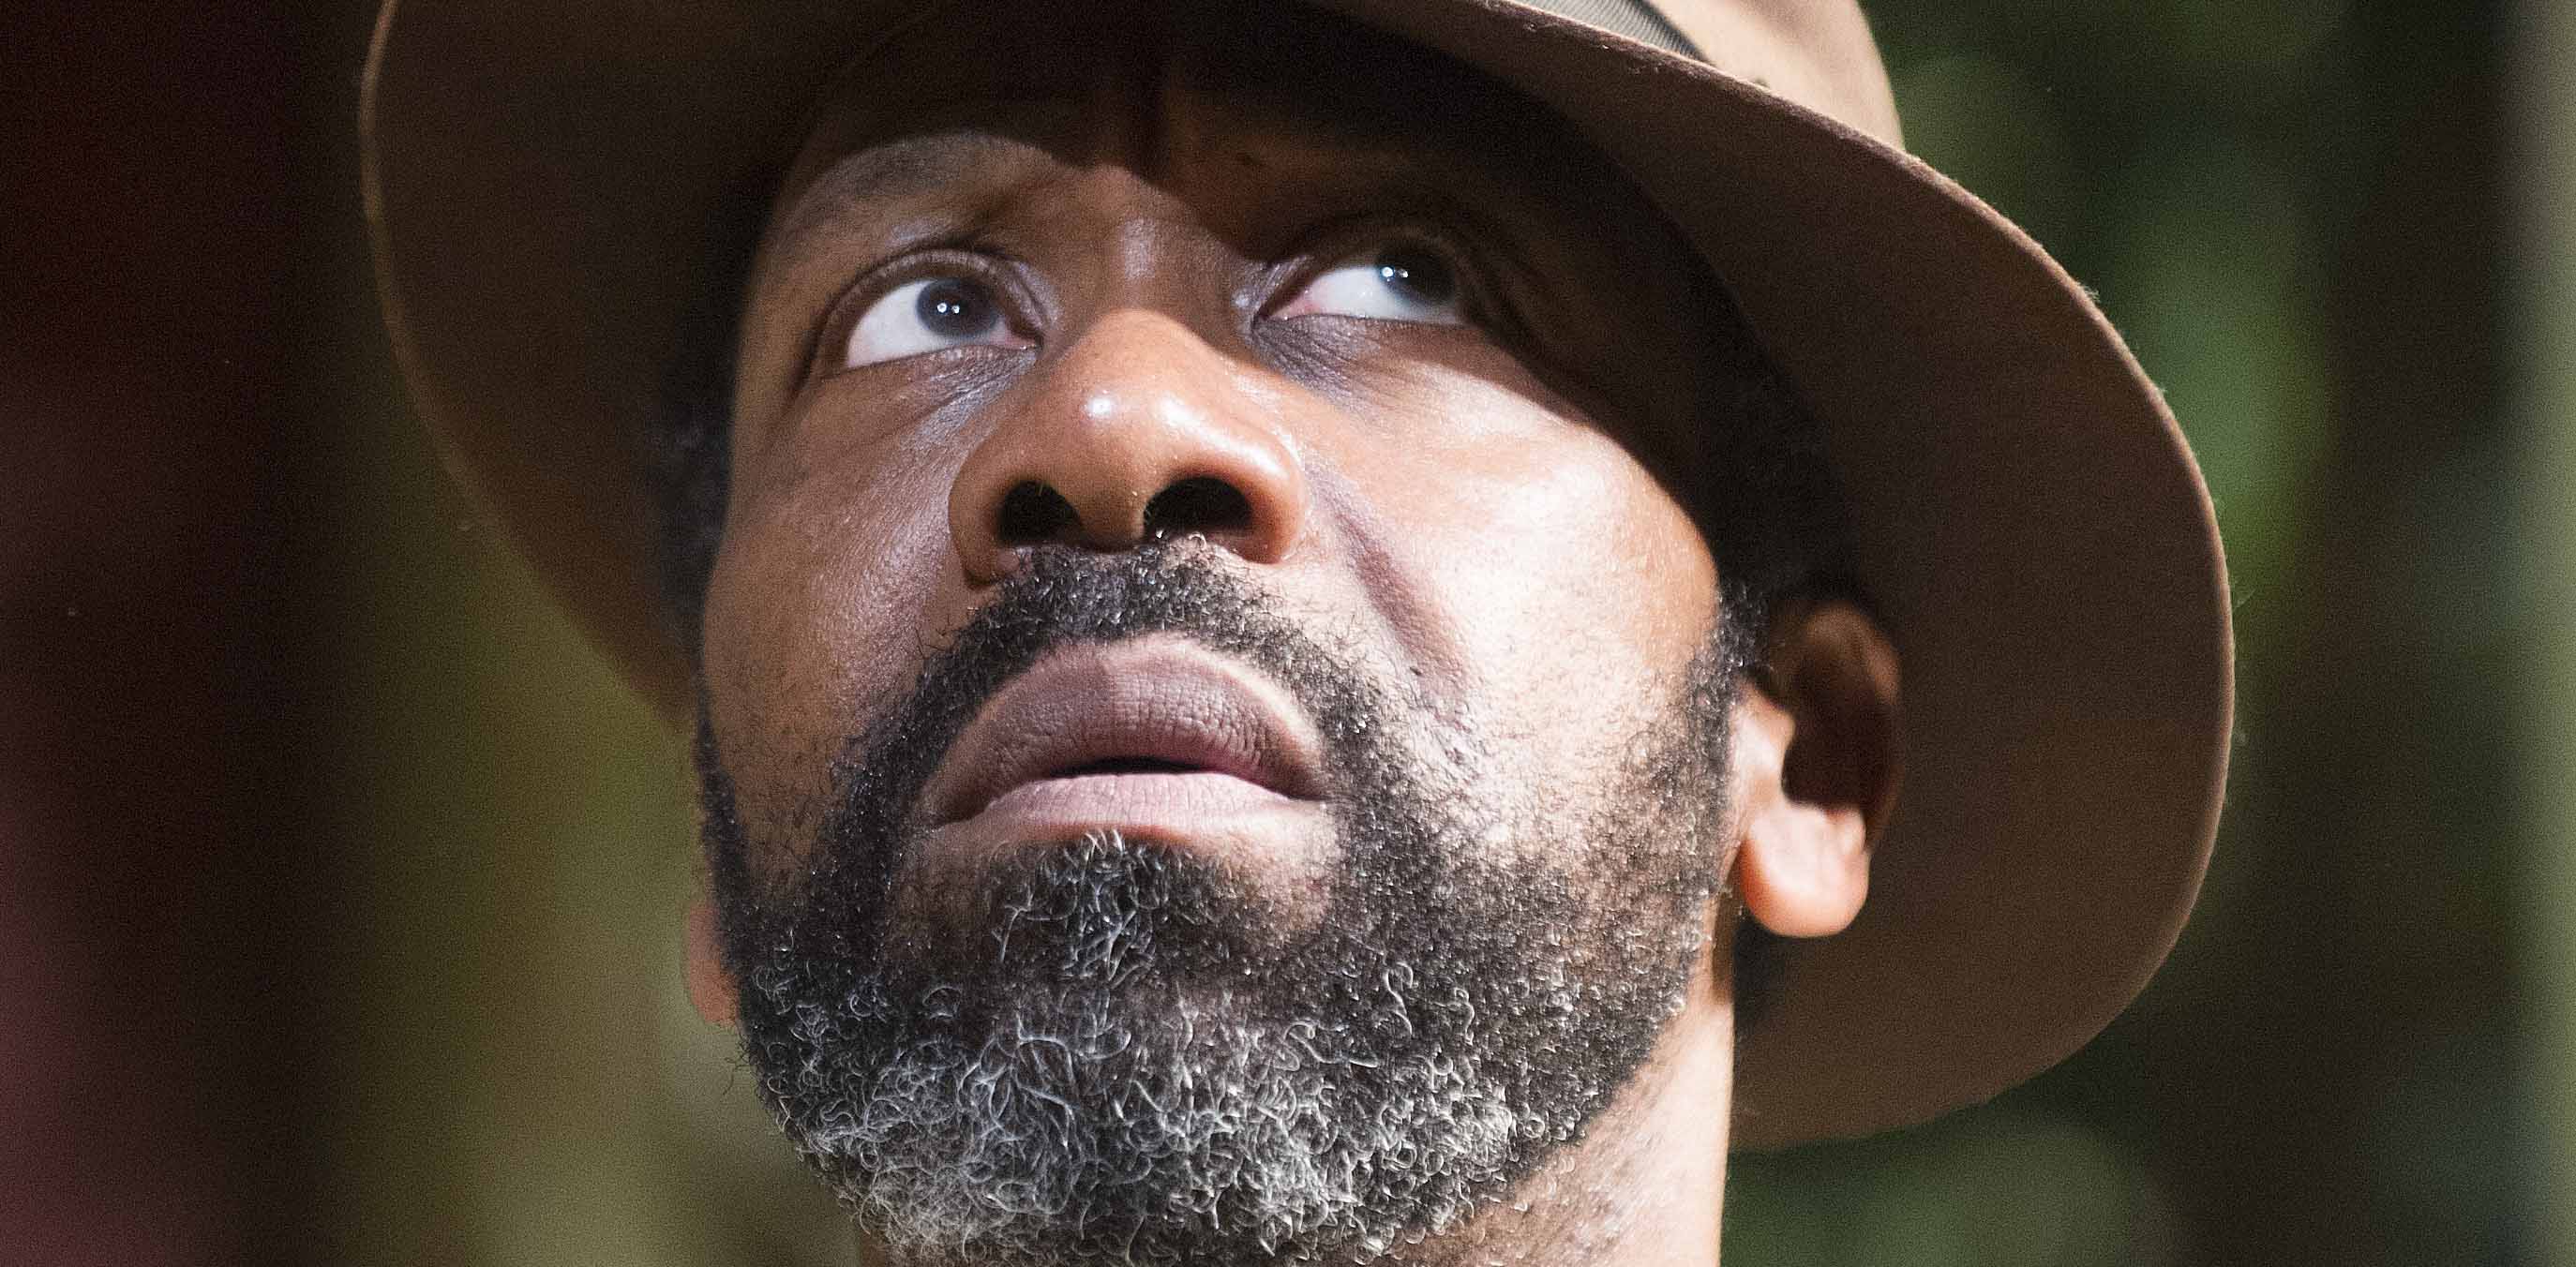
left=1423, top=956, right=1736, bottom=1267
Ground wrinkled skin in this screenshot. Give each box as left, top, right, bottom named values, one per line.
left=688, top=3, right=1895, bottom=1265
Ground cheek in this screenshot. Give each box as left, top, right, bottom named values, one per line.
left=1335, top=368, right=1720, bottom=772
left=700, top=428, right=955, bottom=853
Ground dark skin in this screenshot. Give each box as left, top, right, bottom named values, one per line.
left=685, top=3, right=1900, bottom=1261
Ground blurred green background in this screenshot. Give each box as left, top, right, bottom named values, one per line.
left=5, top=0, right=2566, bottom=1262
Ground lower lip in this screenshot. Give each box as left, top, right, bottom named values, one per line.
left=983, top=769, right=1291, bottom=818
left=920, top=771, right=1333, bottom=870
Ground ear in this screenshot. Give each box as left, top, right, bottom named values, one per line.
left=684, top=892, right=739, bottom=1027
left=1729, top=598, right=1903, bottom=939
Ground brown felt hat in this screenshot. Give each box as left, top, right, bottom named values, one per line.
left=363, top=0, right=2232, bottom=1149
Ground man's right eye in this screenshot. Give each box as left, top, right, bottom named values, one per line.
left=838, top=276, right=1030, bottom=369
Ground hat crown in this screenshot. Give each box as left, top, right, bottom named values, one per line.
left=364, top=0, right=2226, bottom=1149
left=1536, top=0, right=1901, bottom=144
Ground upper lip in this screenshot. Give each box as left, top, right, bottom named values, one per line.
left=921, top=635, right=1328, bottom=826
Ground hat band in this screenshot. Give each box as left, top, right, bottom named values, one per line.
left=1521, top=0, right=1700, bottom=58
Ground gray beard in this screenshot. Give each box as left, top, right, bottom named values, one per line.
left=701, top=545, right=1739, bottom=1266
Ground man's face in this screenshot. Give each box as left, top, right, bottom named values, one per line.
left=696, top=1, right=1746, bottom=1260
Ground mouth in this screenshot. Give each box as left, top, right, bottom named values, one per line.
left=921, top=635, right=1330, bottom=836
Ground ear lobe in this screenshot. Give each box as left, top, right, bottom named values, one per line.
left=1728, top=599, right=1903, bottom=939
left=684, top=893, right=739, bottom=1027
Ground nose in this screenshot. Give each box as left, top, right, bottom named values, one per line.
left=949, top=309, right=1310, bottom=585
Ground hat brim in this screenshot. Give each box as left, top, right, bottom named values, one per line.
left=363, top=0, right=2230, bottom=1149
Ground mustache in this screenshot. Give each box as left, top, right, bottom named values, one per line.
left=839, top=543, right=1369, bottom=833
left=702, top=544, right=1351, bottom=974
left=700, top=544, right=1386, bottom=949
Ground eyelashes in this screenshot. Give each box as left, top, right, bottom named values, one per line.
left=1267, top=235, right=1470, bottom=327
left=837, top=276, right=1032, bottom=369
left=809, top=246, right=1041, bottom=379
left=806, top=225, right=1496, bottom=381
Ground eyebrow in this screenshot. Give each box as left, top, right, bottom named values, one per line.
left=757, top=72, right=1624, bottom=300
left=763, top=128, right=1042, bottom=264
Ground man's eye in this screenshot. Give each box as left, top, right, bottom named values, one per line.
left=839, top=276, right=1028, bottom=369
left=1273, top=241, right=1467, bottom=325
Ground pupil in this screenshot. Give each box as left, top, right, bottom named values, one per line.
left=917, top=278, right=991, bottom=336
left=1373, top=246, right=1455, bottom=305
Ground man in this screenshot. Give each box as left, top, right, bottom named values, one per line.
left=363, top=0, right=2232, bottom=1260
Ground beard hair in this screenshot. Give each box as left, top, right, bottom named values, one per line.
left=700, top=544, right=1742, bottom=1266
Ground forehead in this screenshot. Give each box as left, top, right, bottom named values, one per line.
left=771, top=0, right=1630, bottom=230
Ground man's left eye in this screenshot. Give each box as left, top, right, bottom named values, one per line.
left=1273, top=241, right=1468, bottom=325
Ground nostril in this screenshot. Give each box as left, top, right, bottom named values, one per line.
left=996, top=480, right=1081, bottom=545
left=1144, top=476, right=1253, bottom=542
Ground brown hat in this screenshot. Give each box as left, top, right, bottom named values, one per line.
left=362, top=0, right=2232, bottom=1149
